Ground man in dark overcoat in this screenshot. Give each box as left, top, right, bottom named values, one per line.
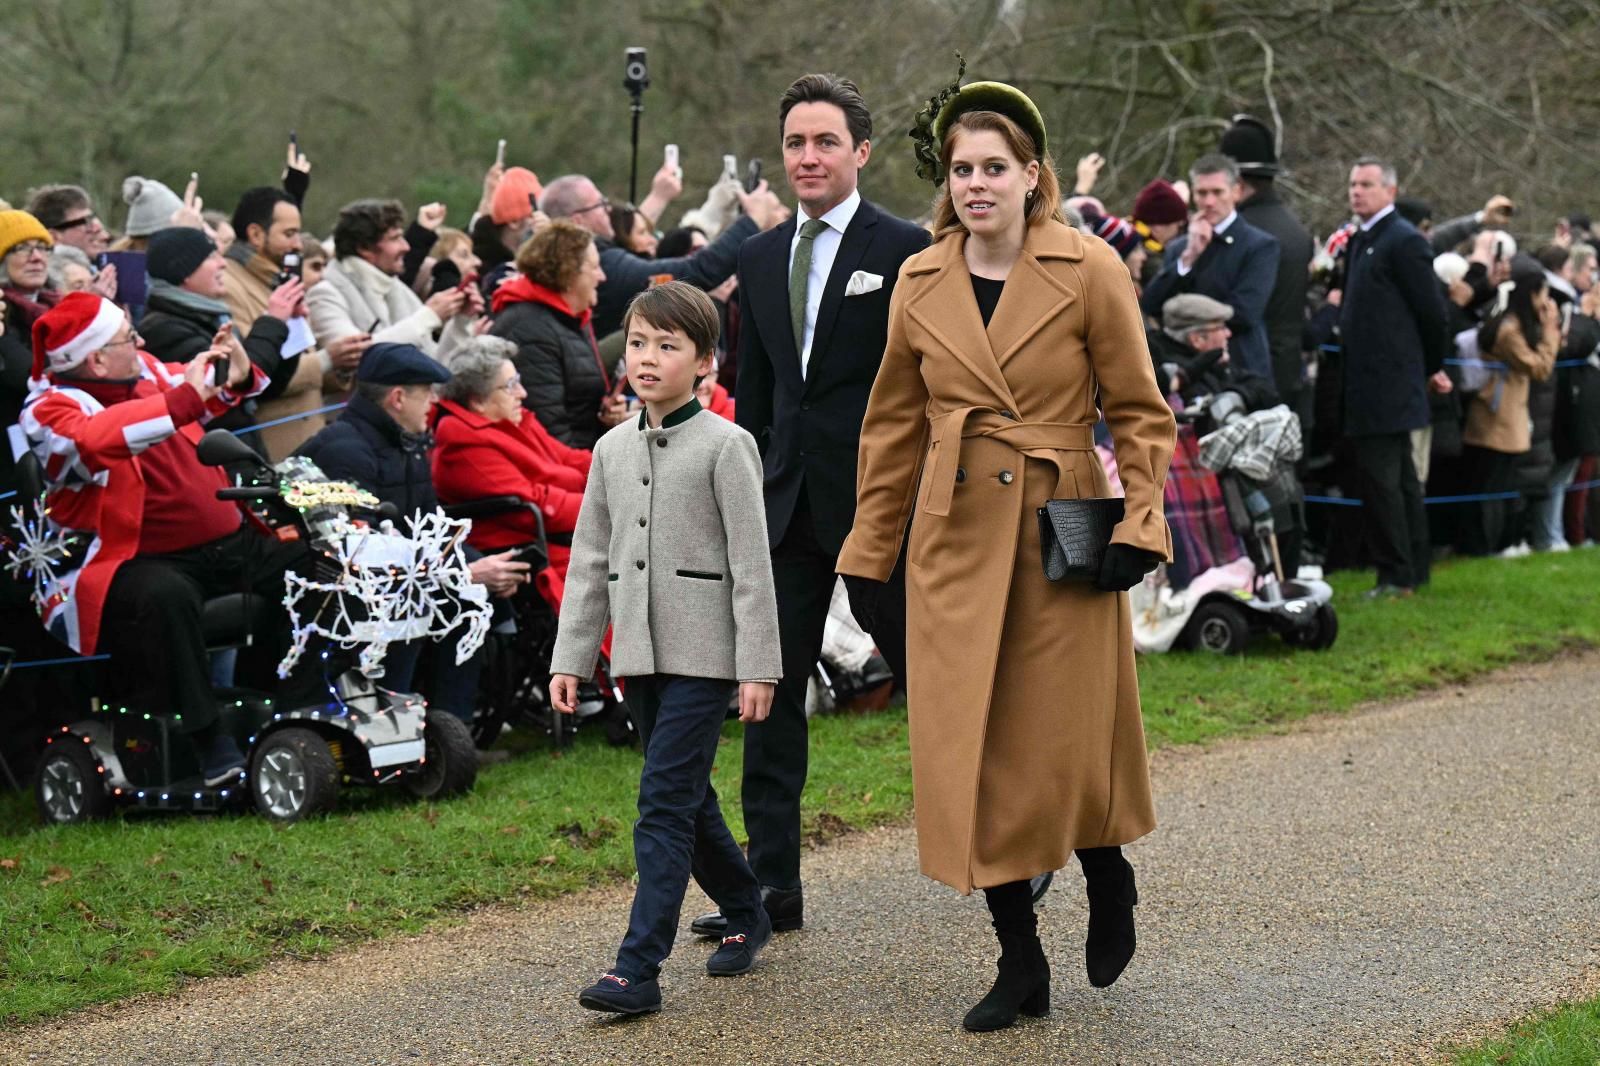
left=1337, top=156, right=1451, bottom=595
left=1141, top=153, right=1281, bottom=387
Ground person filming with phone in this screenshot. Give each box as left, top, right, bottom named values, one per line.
left=18, top=292, right=282, bottom=786
left=308, top=199, right=483, bottom=368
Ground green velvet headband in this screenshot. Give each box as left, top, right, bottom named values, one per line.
left=909, top=56, right=1049, bottom=185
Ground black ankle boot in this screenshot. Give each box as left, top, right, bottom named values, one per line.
left=1081, top=850, right=1138, bottom=988
left=963, top=928, right=1050, bottom=1032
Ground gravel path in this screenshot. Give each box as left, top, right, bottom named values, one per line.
left=6, top=653, right=1600, bottom=1066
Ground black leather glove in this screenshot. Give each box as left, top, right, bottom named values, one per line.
left=841, top=574, right=885, bottom=635
left=1095, top=543, right=1161, bottom=592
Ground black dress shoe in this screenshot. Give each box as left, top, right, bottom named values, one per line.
left=706, top=910, right=772, bottom=976
left=962, top=930, right=1050, bottom=1032
left=577, top=972, right=661, bottom=1015
left=691, top=885, right=804, bottom=938
left=1083, top=854, right=1138, bottom=988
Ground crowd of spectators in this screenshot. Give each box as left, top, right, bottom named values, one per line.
left=2, top=112, right=1597, bottom=777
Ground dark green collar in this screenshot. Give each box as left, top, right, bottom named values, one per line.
left=639, top=396, right=702, bottom=431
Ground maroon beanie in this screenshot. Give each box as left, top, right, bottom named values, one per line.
left=1132, top=180, right=1188, bottom=226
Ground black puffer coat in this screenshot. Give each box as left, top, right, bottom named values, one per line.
left=488, top=278, right=610, bottom=448
left=294, top=392, right=437, bottom=518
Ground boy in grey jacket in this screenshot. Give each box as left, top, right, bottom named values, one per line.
left=551, top=282, right=782, bottom=1015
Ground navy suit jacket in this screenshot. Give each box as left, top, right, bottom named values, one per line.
left=1337, top=211, right=1450, bottom=437
left=734, top=198, right=930, bottom=554
left=1141, top=215, right=1281, bottom=388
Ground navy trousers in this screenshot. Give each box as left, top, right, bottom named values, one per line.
left=615, top=674, right=764, bottom=980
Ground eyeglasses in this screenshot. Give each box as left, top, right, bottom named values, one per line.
left=102, top=331, right=142, bottom=352
left=53, top=213, right=100, bottom=232
left=496, top=374, right=525, bottom=394
left=5, top=241, right=50, bottom=260
left=570, top=197, right=612, bottom=217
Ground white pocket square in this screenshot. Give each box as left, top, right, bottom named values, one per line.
left=845, top=270, right=884, bottom=297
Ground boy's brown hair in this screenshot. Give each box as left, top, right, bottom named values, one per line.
left=622, top=280, right=721, bottom=357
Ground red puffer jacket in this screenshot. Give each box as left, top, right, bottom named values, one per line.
left=430, top=399, right=591, bottom=566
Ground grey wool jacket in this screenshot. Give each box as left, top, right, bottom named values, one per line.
left=550, top=398, right=783, bottom=682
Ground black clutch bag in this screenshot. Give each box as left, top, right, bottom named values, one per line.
left=1037, top=498, right=1124, bottom=582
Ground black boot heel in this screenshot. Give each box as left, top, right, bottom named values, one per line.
left=1020, top=982, right=1050, bottom=1017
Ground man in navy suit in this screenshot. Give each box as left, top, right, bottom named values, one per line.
left=690, top=73, right=930, bottom=938
left=1142, top=153, right=1281, bottom=389
left=1337, top=156, right=1450, bottom=596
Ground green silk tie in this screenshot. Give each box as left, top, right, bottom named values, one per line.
left=790, top=217, right=829, bottom=356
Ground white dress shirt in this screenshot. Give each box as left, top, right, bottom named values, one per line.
left=1176, top=210, right=1238, bottom=277
left=787, top=188, right=861, bottom=377
left=1358, top=203, right=1396, bottom=232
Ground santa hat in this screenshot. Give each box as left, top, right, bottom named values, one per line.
left=31, top=292, right=126, bottom=378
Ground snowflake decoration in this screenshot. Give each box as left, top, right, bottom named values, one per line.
left=3, top=503, right=76, bottom=604
left=277, top=508, right=490, bottom=681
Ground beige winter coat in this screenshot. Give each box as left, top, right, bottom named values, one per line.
left=837, top=220, right=1176, bottom=894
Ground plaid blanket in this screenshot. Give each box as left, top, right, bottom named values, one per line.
left=1199, top=405, right=1303, bottom=480
left=1167, top=424, right=1243, bottom=578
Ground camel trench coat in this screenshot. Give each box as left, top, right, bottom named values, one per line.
left=837, top=220, right=1176, bottom=894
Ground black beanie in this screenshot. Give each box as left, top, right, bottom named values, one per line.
left=1219, top=114, right=1278, bottom=178
left=146, top=226, right=217, bottom=285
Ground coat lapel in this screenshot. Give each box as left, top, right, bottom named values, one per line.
left=804, top=201, right=877, bottom=388
left=989, top=227, right=1080, bottom=368
left=907, top=236, right=1012, bottom=402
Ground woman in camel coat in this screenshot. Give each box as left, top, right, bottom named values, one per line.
left=837, top=83, right=1175, bottom=1032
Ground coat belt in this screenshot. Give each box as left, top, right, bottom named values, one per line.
left=923, top=406, right=1095, bottom=517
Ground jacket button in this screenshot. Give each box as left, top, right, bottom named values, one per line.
left=642, top=476, right=650, bottom=486
left=801, top=402, right=812, bottom=411
left=999, top=470, right=1014, bottom=485
left=638, top=517, right=647, bottom=527
left=955, top=467, right=966, bottom=483
left=656, top=437, right=668, bottom=448
left=636, top=559, right=646, bottom=570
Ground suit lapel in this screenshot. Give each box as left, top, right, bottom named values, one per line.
left=753, top=218, right=803, bottom=392
left=804, top=201, right=878, bottom=387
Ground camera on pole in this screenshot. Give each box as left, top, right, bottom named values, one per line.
left=624, top=47, right=650, bottom=206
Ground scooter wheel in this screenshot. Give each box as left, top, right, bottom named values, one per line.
left=404, top=711, right=478, bottom=799
left=250, top=728, right=339, bottom=822
left=1305, top=605, right=1339, bottom=651
left=36, top=736, right=111, bottom=825
left=1187, top=599, right=1252, bottom=655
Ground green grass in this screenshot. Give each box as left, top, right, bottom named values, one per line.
left=3, top=549, right=1600, bottom=1028
left=1450, top=996, right=1600, bottom=1065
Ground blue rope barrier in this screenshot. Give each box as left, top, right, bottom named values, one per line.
left=1307, top=477, right=1600, bottom=508
left=232, top=401, right=348, bottom=436
left=7, top=654, right=112, bottom=670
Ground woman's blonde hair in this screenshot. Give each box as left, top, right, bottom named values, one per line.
left=931, top=110, right=1065, bottom=238
left=431, top=227, right=471, bottom=262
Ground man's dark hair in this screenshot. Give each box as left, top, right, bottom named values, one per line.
left=654, top=225, right=706, bottom=260
left=623, top=280, right=721, bottom=358
left=779, top=73, right=872, bottom=147
left=26, top=184, right=91, bottom=229
left=1536, top=244, right=1571, bottom=272
left=231, top=186, right=296, bottom=246
left=333, top=199, right=407, bottom=259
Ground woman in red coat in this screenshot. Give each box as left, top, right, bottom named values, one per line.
left=432, top=336, right=591, bottom=585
